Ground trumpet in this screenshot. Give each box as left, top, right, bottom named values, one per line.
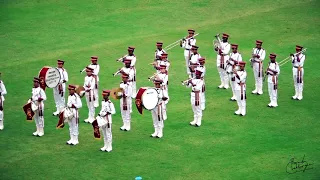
left=148, top=73, right=159, bottom=81
left=116, top=54, right=127, bottom=62
left=112, top=68, right=122, bottom=76
left=181, top=78, right=192, bottom=85
left=164, top=33, right=200, bottom=51
left=278, top=48, right=307, bottom=67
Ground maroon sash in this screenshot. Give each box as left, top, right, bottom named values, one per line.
left=195, top=91, right=200, bottom=106
left=92, top=120, right=101, bottom=139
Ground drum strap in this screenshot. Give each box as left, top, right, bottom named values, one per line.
left=58, top=84, right=63, bottom=97
left=157, top=103, right=161, bottom=121
left=240, top=83, right=245, bottom=100
left=0, top=96, right=3, bottom=111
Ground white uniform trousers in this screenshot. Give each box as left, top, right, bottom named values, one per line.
left=185, top=56, right=190, bottom=74
left=120, top=98, right=132, bottom=124
left=253, top=63, right=263, bottom=93
left=151, top=107, right=164, bottom=129
left=191, top=93, right=202, bottom=126
left=131, top=81, right=137, bottom=99
left=292, top=67, right=304, bottom=98
left=34, top=108, right=44, bottom=128
left=68, top=116, right=79, bottom=136
left=268, top=82, right=278, bottom=106
left=217, top=67, right=229, bottom=88
left=101, top=124, right=112, bottom=144
left=0, top=110, right=3, bottom=129
left=229, top=74, right=236, bottom=98
left=53, top=85, right=66, bottom=112
left=94, top=83, right=99, bottom=108
left=85, top=91, right=95, bottom=122
left=235, top=90, right=246, bottom=115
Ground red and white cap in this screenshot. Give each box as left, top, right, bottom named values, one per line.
left=188, top=29, right=195, bottom=33
left=91, top=56, right=98, bottom=60
left=238, top=61, right=246, bottom=66
left=222, top=33, right=229, bottom=38
left=296, top=45, right=303, bottom=50
left=68, top=85, right=76, bottom=90
left=156, top=42, right=163, bottom=46
left=269, top=53, right=277, bottom=58
left=102, top=90, right=111, bottom=95
left=153, top=78, right=163, bottom=84
left=231, top=44, right=238, bottom=48
left=256, top=40, right=263, bottom=45
left=57, top=59, right=65, bottom=64
left=128, top=46, right=135, bottom=51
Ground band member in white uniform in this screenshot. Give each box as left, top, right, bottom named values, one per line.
left=180, top=29, right=197, bottom=74
left=196, top=58, right=206, bottom=110
left=150, top=79, right=168, bottom=138
left=53, top=60, right=68, bottom=116
left=88, top=56, right=100, bottom=108
left=266, top=53, right=280, bottom=107
left=226, top=44, right=243, bottom=101
left=251, top=40, right=266, bottom=95
left=234, top=62, right=247, bottom=116
left=98, top=90, right=116, bottom=152
left=124, top=46, right=137, bottom=98
left=154, top=53, right=170, bottom=73
left=29, top=77, right=47, bottom=136
left=83, top=67, right=96, bottom=123
left=214, top=33, right=231, bottom=89
left=291, top=45, right=306, bottom=100
left=0, top=74, right=7, bottom=130
left=66, top=85, right=82, bottom=145
left=186, top=69, right=204, bottom=127
left=119, top=73, right=133, bottom=131
left=157, top=62, right=169, bottom=104
left=155, top=42, right=166, bottom=61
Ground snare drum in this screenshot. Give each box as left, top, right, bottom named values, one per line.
left=96, top=115, right=108, bottom=127
left=63, top=107, right=74, bottom=121
left=38, top=66, right=61, bottom=90
left=135, top=87, right=159, bottom=114
left=31, top=102, right=38, bottom=111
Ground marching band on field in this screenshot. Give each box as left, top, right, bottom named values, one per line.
left=0, top=29, right=307, bottom=152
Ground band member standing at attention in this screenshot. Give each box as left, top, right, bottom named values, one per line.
left=185, top=69, right=204, bottom=127
left=291, top=45, right=306, bottom=100
left=196, top=58, right=206, bottom=110
left=124, top=46, right=137, bottom=98
left=88, top=56, right=100, bottom=108
left=226, top=44, right=243, bottom=101
left=251, top=40, right=266, bottom=95
left=115, top=58, right=135, bottom=85
left=150, top=79, right=168, bottom=138
left=119, top=73, right=133, bottom=131
left=180, top=29, right=197, bottom=75
left=234, top=62, right=247, bottom=116
left=155, top=42, right=166, bottom=61
left=0, top=73, right=7, bottom=130
left=84, top=67, right=96, bottom=123
left=214, top=33, right=230, bottom=89
left=98, top=90, right=116, bottom=152
left=66, top=85, right=82, bottom=145
left=53, top=60, right=68, bottom=116
left=29, top=77, right=47, bottom=136
left=154, top=53, right=170, bottom=73
left=156, top=62, right=170, bottom=104
left=266, top=53, right=280, bottom=107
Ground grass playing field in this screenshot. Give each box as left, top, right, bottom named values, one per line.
left=1, top=0, right=320, bottom=179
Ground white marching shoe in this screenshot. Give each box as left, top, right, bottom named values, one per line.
left=53, top=110, right=60, bottom=116
left=84, top=118, right=90, bottom=123
left=38, top=128, right=44, bottom=137
left=156, top=127, right=163, bottom=138
left=268, top=102, right=272, bottom=107
left=252, top=89, right=258, bottom=94
left=125, top=122, right=131, bottom=131
left=66, top=134, right=73, bottom=145
left=151, top=128, right=158, bottom=137
left=234, top=109, right=241, bottom=115
left=72, top=135, right=79, bottom=145
left=297, top=92, right=303, bottom=100
left=33, top=127, right=40, bottom=136
left=88, top=118, right=94, bottom=124
left=106, top=142, right=112, bottom=152
left=190, top=119, right=196, bottom=126
left=120, top=123, right=125, bottom=131
left=230, top=95, right=236, bottom=101
left=240, top=107, right=246, bottom=116
left=0, top=121, right=3, bottom=130
left=195, top=117, right=202, bottom=127
left=292, top=88, right=298, bottom=99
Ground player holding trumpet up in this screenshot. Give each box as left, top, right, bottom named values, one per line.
left=180, top=29, right=197, bottom=74
left=87, top=56, right=100, bottom=108
left=251, top=40, right=266, bottom=95
left=196, top=58, right=206, bottom=110
left=266, top=53, right=280, bottom=107
left=291, top=45, right=306, bottom=100
left=119, top=73, right=133, bottom=131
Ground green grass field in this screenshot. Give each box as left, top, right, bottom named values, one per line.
left=1, top=0, right=320, bottom=179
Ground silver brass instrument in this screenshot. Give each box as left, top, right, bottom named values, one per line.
left=213, top=33, right=222, bottom=49
left=181, top=78, right=192, bottom=85
left=164, top=33, right=200, bottom=51
left=116, top=54, right=128, bottom=62
left=278, top=48, right=307, bottom=67
left=80, top=65, right=91, bottom=74
left=112, top=68, right=122, bottom=76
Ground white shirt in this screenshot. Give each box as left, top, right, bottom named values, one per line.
left=155, top=49, right=166, bottom=60
left=157, top=73, right=169, bottom=89
left=267, top=62, right=280, bottom=83
left=67, top=93, right=82, bottom=109
left=190, top=53, right=201, bottom=64
left=116, top=67, right=135, bottom=82
left=31, top=86, right=47, bottom=105
left=234, top=70, right=247, bottom=91
left=291, top=53, right=305, bottom=67
left=181, top=37, right=196, bottom=56
left=120, top=82, right=133, bottom=98
left=84, top=76, right=96, bottom=91
left=226, top=52, right=243, bottom=73
left=252, top=48, right=266, bottom=62
left=99, top=99, right=116, bottom=123
left=124, top=55, right=136, bottom=67
left=0, top=80, right=7, bottom=101
left=57, top=67, right=68, bottom=84
left=188, top=79, right=204, bottom=92
left=216, top=42, right=231, bottom=66
left=196, top=66, right=206, bottom=78
left=88, top=64, right=100, bottom=81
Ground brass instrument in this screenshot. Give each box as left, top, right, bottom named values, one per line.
left=116, top=54, right=128, bottom=62
left=112, top=68, right=122, bottom=77
left=110, top=88, right=124, bottom=100
left=164, top=33, right=200, bottom=51
left=148, top=73, right=160, bottom=81
left=213, top=33, right=222, bottom=49
left=278, top=48, right=307, bottom=67
left=181, top=78, right=192, bottom=85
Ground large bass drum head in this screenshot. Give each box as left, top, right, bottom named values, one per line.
left=142, top=88, right=159, bottom=110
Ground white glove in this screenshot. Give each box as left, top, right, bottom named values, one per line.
left=27, top=99, right=31, bottom=103
left=117, top=92, right=123, bottom=96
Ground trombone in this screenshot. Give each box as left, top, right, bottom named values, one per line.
left=148, top=72, right=159, bottom=81
left=278, top=48, right=307, bottom=67
left=164, top=33, right=200, bottom=51
left=112, top=68, right=122, bottom=76
left=80, top=65, right=91, bottom=74
left=116, top=54, right=128, bottom=62
left=181, top=78, right=192, bottom=85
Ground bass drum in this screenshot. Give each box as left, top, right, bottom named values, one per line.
left=135, top=87, right=159, bottom=114
left=38, top=66, right=61, bottom=90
